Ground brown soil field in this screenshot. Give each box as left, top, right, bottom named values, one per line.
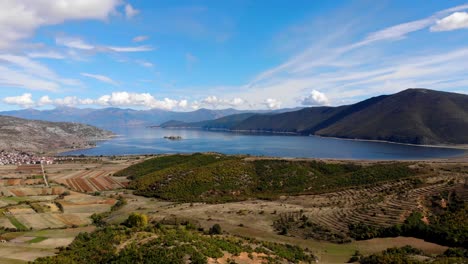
left=1, top=187, right=66, bottom=197
left=15, top=214, right=66, bottom=229
left=45, top=158, right=134, bottom=193
left=51, top=213, right=92, bottom=226
left=8, top=205, right=36, bottom=215
left=0, top=226, right=95, bottom=263
left=0, top=217, right=15, bottom=229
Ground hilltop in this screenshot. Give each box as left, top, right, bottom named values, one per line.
left=0, top=115, right=114, bottom=153
left=162, top=89, right=468, bottom=145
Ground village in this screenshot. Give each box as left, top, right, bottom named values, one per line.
left=0, top=151, right=54, bottom=166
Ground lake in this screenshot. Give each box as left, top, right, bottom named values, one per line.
left=61, top=127, right=467, bottom=160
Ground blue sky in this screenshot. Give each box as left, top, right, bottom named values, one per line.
left=1, top=0, right=468, bottom=111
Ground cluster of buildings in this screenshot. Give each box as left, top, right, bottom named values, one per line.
left=0, top=151, right=54, bottom=165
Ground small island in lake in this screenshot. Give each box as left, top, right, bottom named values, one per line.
left=164, top=135, right=183, bottom=140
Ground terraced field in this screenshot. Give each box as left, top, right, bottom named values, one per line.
left=52, top=170, right=126, bottom=192
left=284, top=177, right=467, bottom=237
left=0, top=160, right=129, bottom=233
left=45, top=159, right=133, bottom=193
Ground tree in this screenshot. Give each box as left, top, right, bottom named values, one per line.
left=125, top=213, right=148, bottom=228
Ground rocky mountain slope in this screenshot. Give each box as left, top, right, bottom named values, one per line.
left=0, top=115, right=114, bottom=153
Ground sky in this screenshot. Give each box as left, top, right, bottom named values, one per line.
left=1, top=0, right=468, bottom=111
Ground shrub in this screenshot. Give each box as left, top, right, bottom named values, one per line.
left=209, top=224, right=222, bottom=235
left=124, top=213, right=148, bottom=228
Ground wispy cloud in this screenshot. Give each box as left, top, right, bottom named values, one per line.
left=125, top=4, right=140, bottom=18
left=26, top=51, right=65, bottom=59
left=235, top=3, right=468, bottom=108
left=56, top=36, right=154, bottom=53
left=81, top=73, right=119, bottom=86
left=0, top=54, right=79, bottom=91
left=136, top=60, right=154, bottom=68
left=132, top=35, right=149, bottom=42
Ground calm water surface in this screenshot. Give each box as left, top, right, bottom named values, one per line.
left=61, top=127, right=467, bottom=160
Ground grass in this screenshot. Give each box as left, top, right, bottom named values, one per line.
left=0, top=196, right=30, bottom=204
left=7, top=216, right=28, bottom=231
left=27, top=237, right=48, bottom=244
left=0, top=257, right=28, bottom=264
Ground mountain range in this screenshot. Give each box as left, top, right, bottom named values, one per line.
left=161, top=89, right=468, bottom=145
left=0, top=107, right=302, bottom=129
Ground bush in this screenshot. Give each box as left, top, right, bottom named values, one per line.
left=124, top=213, right=148, bottom=228
left=209, top=224, right=222, bottom=235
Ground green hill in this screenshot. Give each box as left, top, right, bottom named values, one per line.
left=115, top=153, right=417, bottom=203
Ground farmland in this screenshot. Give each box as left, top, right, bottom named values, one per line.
left=0, top=156, right=141, bottom=263
left=45, top=157, right=133, bottom=193
left=0, top=154, right=466, bottom=263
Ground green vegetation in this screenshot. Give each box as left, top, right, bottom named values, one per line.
left=124, top=213, right=148, bottom=228
left=274, top=211, right=350, bottom=243
left=111, top=196, right=127, bottom=212
left=90, top=196, right=127, bottom=227
left=357, top=246, right=468, bottom=264
left=358, top=246, right=424, bottom=264
left=34, top=222, right=315, bottom=263
left=27, top=236, right=48, bottom=244
left=348, top=192, right=467, bottom=247
left=7, top=216, right=28, bottom=231
left=209, top=224, right=222, bottom=235
left=117, top=153, right=417, bottom=202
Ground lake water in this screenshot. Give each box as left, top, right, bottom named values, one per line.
left=61, top=127, right=467, bottom=160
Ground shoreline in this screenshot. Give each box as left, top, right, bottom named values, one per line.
left=49, top=134, right=119, bottom=156
left=47, top=151, right=468, bottom=164
left=161, top=126, right=468, bottom=150
left=51, top=127, right=468, bottom=161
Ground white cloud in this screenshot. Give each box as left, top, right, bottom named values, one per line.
left=178, top=100, right=188, bottom=108
left=431, top=12, right=468, bottom=32
left=96, top=92, right=186, bottom=110
left=201, top=96, right=245, bottom=108
left=361, top=4, right=468, bottom=44
left=236, top=3, right=468, bottom=108
left=37, top=95, right=53, bottom=106
left=27, top=51, right=65, bottom=59
left=3, top=93, right=35, bottom=108
left=2, top=92, right=194, bottom=111
left=133, top=35, right=149, bottom=42
left=0, top=0, right=121, bottom=50
left=108, top=46, right=153, bottom=52
left=263, top=98, right=281, bottom=110
left=81, top=73, right=119, bottom=86
left=56, top=36, right=153, bottom=53
left=0, top=54, right=79, bottom=91
left=230, top=98, right=244, bottom=106
left=301, top=90, right=330, bottom=106
left=136, top=60, right=154, bottom=67
left=125, top=4, right=140, bottom=18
